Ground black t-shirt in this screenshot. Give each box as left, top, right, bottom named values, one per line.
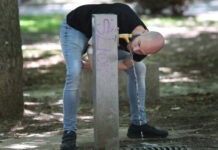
left=67, top=3, right=147, bottom=61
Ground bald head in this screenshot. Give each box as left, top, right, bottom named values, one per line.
left=140, top=31, right=165, bottom=54
left=128, top=31, right=165, bottom=55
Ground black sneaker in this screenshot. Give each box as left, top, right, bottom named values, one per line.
left=127, top=123, right=168, bottom=138
left=60, top=131, right=76, bottom=150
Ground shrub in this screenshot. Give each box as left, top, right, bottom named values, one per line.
left=124, top=0, right=193, bottom=16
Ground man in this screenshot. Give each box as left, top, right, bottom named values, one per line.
left=59, top=3, right=168, bottom=150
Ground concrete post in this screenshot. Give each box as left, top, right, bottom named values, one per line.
left=145, top=63, right=160, bottom=103
left=92, top=14, right=119, bottom=150
left=79, top=63, right=160, bottom=103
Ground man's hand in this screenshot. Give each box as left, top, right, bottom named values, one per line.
left=82, top=51, right=93, bottom=70
left=82, top=57, right=92, bottom=69
left=118, top=55, right=135, bottom=70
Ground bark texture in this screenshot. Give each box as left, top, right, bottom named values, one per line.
left=0, top=0, right=23, bottom=119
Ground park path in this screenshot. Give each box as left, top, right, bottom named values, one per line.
left=1, top=1, right=217, bottom=150
left=0, top=128, right=129, bottom=150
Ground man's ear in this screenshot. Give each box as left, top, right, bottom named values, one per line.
left=142, top=30, right=148, bottom=34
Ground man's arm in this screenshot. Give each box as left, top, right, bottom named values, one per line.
left=83, top=50, right=135, bottom=70
left=86, top=39, right=135, bottom=70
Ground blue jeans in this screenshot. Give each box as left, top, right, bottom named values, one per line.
left=60, top=18, right=147, bottom=131
left=118, top=51, right=147, bottom=126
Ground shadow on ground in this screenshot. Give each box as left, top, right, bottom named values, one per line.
left=0, top=28, right=218, bottom=150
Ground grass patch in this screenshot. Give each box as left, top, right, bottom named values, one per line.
left=20, top=15, right=65, bottom=33
left=20, top=15, right=188, bottom=33
left=20, top=15, right=218, bottom=33
left=142, top=17, right=190, bottom=27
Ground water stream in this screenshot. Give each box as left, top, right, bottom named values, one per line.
left=129, top=51, right=144, bottom=138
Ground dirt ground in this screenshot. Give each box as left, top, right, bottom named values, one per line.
left=1, top=21, right=218, bottom=149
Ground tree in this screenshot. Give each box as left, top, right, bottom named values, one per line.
left=0, top=0, right=23, bottom=119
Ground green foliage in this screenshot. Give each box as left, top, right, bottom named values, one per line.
left=19, top=15, right=65, bottom=33
left=19, top=14, right=216, bottom=34
left=124, top=0, right=193, bottom=16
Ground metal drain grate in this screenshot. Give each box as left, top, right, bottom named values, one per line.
left=122, top=145, right=192, bottom=150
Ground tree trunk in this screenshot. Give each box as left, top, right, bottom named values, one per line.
left=0, top=0, right=23, bottom=119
